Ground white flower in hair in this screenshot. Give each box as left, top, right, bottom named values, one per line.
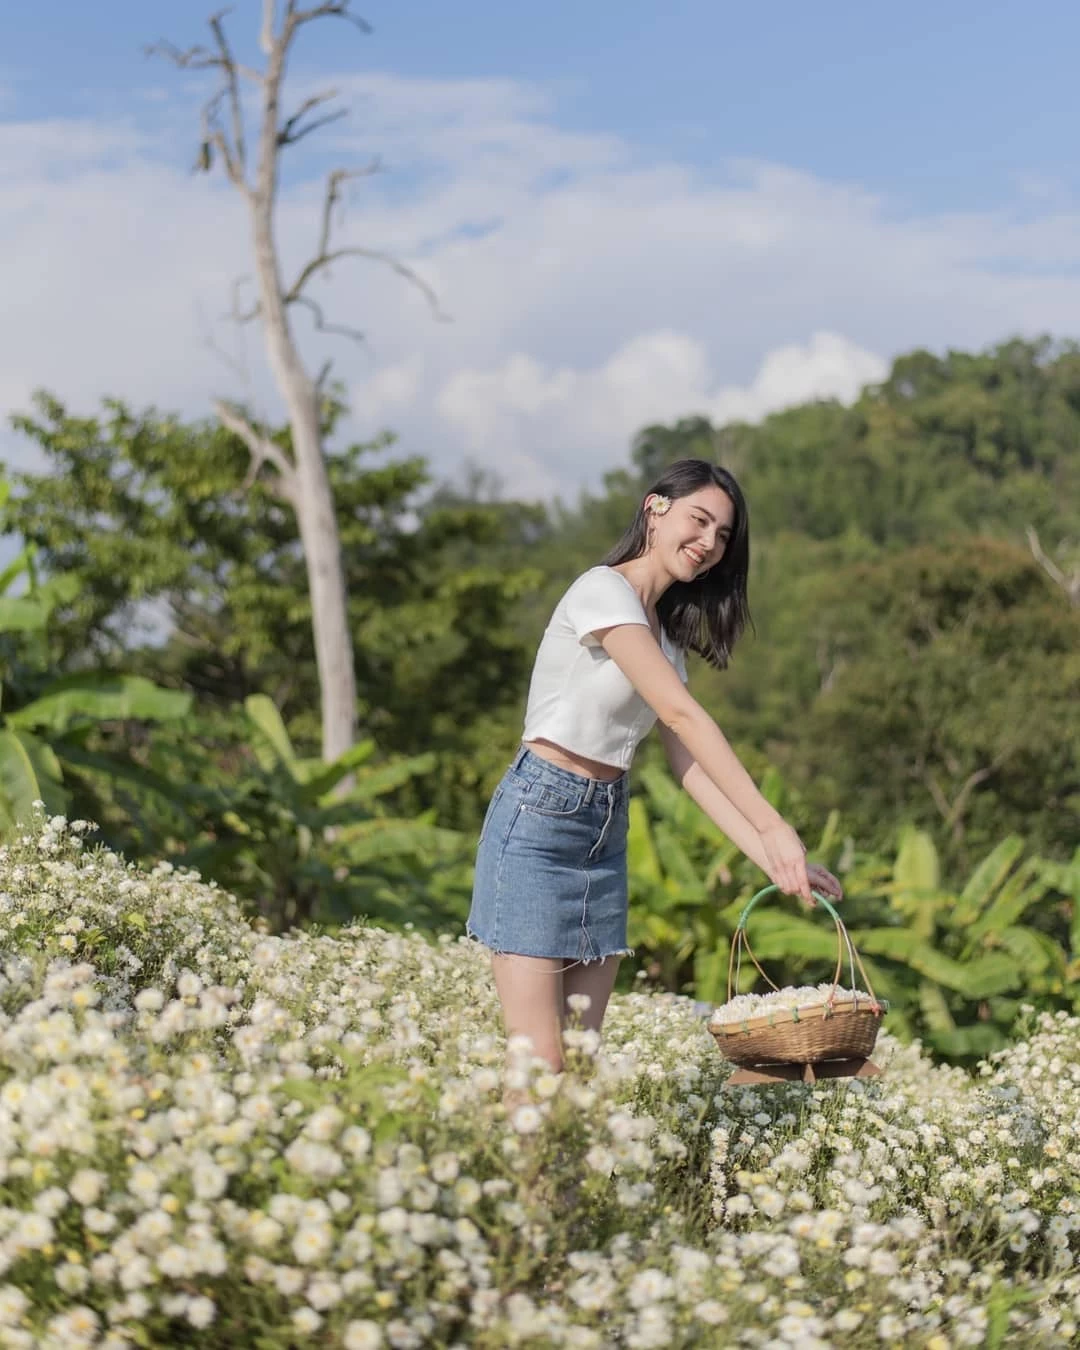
left=650, top=496, right=671, bottom=515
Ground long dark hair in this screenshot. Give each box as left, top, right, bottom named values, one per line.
left=603, top=459, right=751, bottom=669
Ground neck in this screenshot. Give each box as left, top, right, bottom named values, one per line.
left=613, top=556, right=675, bottom=611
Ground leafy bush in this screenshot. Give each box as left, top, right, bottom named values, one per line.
left=626, top=764, right=1080, bottom=1061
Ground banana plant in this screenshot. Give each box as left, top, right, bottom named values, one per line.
left=103, top=694, right=472, bottom=932
left=1034, top=845, right=1080, bottom=997
left=0, top=524, right=191, bottom=833
left=747, top=827, right=1071, bottom=1059
left=867, top=828, right=1067, bottom=1056
left=624, top=764, right=883, bottom=1003
left=626, top=754, right=1074, bottom=1058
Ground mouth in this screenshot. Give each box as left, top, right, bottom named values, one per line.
left=682, top=546, right=705, bottom=568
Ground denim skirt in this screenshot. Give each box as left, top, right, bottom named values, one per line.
left=467, top=746, right=631, bottom=964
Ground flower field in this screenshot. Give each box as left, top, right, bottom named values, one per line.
left=1, top=811, right=1079, bottom=1348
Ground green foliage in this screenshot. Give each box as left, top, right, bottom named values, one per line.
left=785, top=539, right=1080, bottom=865
left=5, top=337, right=1078, bottom=1047
left=68, top=701, right=475, bottom=939
left=5, top=393, right=542, bottom=830
left=70, top=693, right=474, bottom=933
left=624, top=765, right=891, bottom=1003
left=625, top=771, right=1079, bottom=1060
left=0, top=525, right=191, bottom=832
left=566, top=338, right=1080, bottom=873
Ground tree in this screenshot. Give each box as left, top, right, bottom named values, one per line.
left=0, top=491, right=192, bottom=835
left=5, top=396, right=544, bottom=831
left=148, top=3, right=440, bottom=765
left=788, top=539, right=1080, bottom=865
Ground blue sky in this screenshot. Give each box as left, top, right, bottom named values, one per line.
left=4, top=1, right=1080, bottom=496
left=15, top=0, right=1080, bottom=209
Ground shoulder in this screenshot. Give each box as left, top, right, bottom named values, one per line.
left=563, top=566, right=640, bottom=606
left=559, top=566, right=649, bottom=645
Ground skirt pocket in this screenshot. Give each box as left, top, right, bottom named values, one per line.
left=518, top=777, right=585, bottom=818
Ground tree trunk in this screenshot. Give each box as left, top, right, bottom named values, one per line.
left=152, top=5, right=427, bottom=768
left=250, top=39, right=357, bottom=765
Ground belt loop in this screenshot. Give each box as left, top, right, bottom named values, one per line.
left=512, top=745, right=530, bottom=772
left=583, top=778, right=596, bottom=805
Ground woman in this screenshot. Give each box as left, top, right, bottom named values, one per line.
left=467, top=458, right=843, bottom=1076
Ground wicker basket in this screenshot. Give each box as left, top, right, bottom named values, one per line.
left=709, top=886, right=887, bottom=1067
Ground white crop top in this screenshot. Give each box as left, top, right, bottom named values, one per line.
left=522, top=566, right=689, bottom=770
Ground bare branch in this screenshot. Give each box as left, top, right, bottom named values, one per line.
left=294, top=244, right=446, bottom=319
left=227, top=276, right=261, bottom=325
left=293, top=294, right=367, bottom=346
left=315, top=163, right=380, bottom=257
left=195, top=297, right=251, bottom=386
left=281, top=107, right=349, bottom=147
left=208, top=11, right=247, bottom=174
left=214, top=400, right=298, bottom=504
left=198, top=101, right=245, bottom=188
left=1026, top=525, right=1080, bottom=606
left=286, top=1, right=372, bottom=34
left=147, top=10, right=259, bottom=195
left=278, top=91, right=348, bottom=147
left=279, top=166, right=446, bottom=320
left=144, top=34, right=262, bottom=85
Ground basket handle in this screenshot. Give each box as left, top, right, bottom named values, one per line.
left=726, top=883, right=881, bottom=1009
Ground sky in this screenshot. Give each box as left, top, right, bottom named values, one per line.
left=4, top=0, right=1080, bottom=499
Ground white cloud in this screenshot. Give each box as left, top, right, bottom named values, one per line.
left=432, top=331, right=886, bottom=497
left=3, top=73, right=1080, bottom=497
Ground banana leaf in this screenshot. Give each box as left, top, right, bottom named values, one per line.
left=0, top=728, right=68, bottom=829
left=9, top=674, right=192, bottom=731
left=961, top=858, right=1049, bottom=952
left=243, top=693, right=300, bottom=771
left=310, top=752, right=435, bottom=808
left=854, top=928, right=1021, bottom=998
left=627, top=798, right=662, bottom=888
left=953, top=836, right=1026, bottom=929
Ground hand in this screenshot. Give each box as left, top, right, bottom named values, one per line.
left=758, top=819, right=811, bottom=903
left=805, top=862, right=844, bottom=907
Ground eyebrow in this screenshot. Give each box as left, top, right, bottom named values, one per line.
left=692, top=505, right=732, bottom=534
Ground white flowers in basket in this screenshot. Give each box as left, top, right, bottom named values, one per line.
left=709, top=983, right=871, bottom=1027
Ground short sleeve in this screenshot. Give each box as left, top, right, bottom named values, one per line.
left=563, top=568, right=649, bottom=647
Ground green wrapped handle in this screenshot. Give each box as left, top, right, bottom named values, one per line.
left=727, top=883, right=883, bottom=1009
left=737, top=883, right=843, bottom=931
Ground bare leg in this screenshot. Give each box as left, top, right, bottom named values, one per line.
left=561, top=955, right=621, bottom=1034
left=492, top=953, right=566, bottom=1075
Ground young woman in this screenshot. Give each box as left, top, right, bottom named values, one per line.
left=467, top=458, right=843, bottom=1075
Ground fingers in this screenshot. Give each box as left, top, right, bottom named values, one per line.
left=806, top=863, right=844, bottom=902
left=776, top=855, right=812, bottom=903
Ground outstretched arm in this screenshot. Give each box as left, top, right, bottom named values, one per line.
left=597, top=622, right=813, bottom=901
left=658, top=724, right=773, bottom=873
left=659, top=725, right=844, bottom=901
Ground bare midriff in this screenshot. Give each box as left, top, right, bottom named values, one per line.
left=522, top=738, right=625, bottom=782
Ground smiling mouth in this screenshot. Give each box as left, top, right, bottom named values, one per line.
left=682, top=546, right=705, bottom=567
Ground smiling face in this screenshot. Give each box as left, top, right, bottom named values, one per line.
left=647, top=485, right=735, bottom=582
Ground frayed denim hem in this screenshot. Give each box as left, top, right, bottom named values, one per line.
left=464, top=925, right=633, bottom=967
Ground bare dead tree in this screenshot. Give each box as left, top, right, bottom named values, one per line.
left=148, top=2, right=441, bottom=765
